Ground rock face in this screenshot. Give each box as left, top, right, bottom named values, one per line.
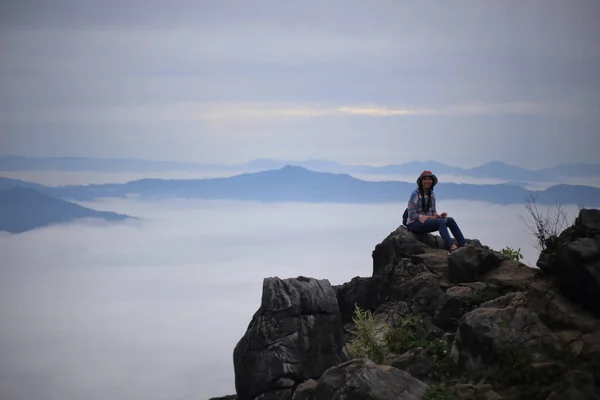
left=450, top=292, right=563, bottom=371
left=221, top=209, right=600, bottom=400
left=448, top=245, right=505, bottom=283
left=292, top=359, right=428, bottom=400
left=537, top=208, right=600, bottom=317
left=233, top=276, right=346, bottom=400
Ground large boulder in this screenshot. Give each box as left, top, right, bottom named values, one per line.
left=450, top=292, right=562, bottom=371
left=447, top=245, right=505, bottom=284
left=389, top=347, right=432, bottom=381
left=291, top=359, right=428, bottom=400
left=233, top=276, right=346, bottom=400
left=527, top=280, right=600, bottom=358
left=334, top=274, right=391, bottom=324
left=571, top=208, right=600, bottom=238
left=372, top=226, right=447, bottom=276
left=383, top=257, right=447, bottom=318
left=536, top=209, right=600, bottom=317
left=481, top=260, right=536, bottom=292
left=433, top=282, right=502, bottom=330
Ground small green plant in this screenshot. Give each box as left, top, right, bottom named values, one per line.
left=422, top=385, right=457, bottom=400
left=491, top=343, right=533, bottom=386
left=384, top=315, right=452, bottom=380
left=500, top=246, right=524, bottom=261
left=385, top=315, right=427, bottom=355
left=496, top=316, right=511, bottom=329
left=487, top=341, right=564, bottom=387
left=346, top=304, right=385, bottom=364
left=464, top=285, right=502, bottom=309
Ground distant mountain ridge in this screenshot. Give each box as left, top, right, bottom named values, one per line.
left=0, top=186, right=134, bottom=234
left=1, top=156, right=599, bottom=182
left=2, top=165, right=599, bottom=207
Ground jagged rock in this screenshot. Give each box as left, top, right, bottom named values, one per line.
left=450, top=383, right=503, bottom=400
left=233, top=276, right=346, bottom=400
left=433, top=283, right=503, bottom=330
left=371, top=228, right=482, bottom=277
left=527, top=280, right=600, bottom=333
left=371, top=226, right=461, bottom=276
left=292, top=379, right=317, bottom=397
left=290, top=359, right=428, bottom=400
left=536, top=209, right=600, bottom=317
left=433, top=285, right=476, bottom=330
left=527, top=280, right=600, bottom=358
left=572, top=208, right=600, bottom=239
left=541, top=370, right=600, bottom=400
left=482, top=260, right=537, bottom=291
left=228, top=209, right=600, bottom=400
left=334, top=274, right=390, bottom=324
left=389, top=347, right=431, bottom=380
left=372, top=227, right=431, bottom=275
left=392, top=270, right=447, bottom=317
left=451, top=292, right=562, bottom=371
left=581, top=331, right=600, bottom=358
left=255, top=389, right=293, bottom=400
left=411, top=249, right=451, bottom=278
left=448, top=245, right=505, bottom=283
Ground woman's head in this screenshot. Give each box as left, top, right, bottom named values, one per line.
left=417, top=170, right=438, bottom=191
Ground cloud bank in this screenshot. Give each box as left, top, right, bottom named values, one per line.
left=0, top=197, right=584, bottom=399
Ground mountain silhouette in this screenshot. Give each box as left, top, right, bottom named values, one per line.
left=0, top=186, right=134, bottom=234
left=2, top=165, right=597, bottom=206
left=2, top=156, right=599, bottom=182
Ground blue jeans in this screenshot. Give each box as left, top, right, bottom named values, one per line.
left=407, top=217, right=466, bottom=250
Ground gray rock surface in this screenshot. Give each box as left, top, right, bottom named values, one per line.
left=389, top=347, right=431, bottom=380
left=371, top=226, right=430, bottom=276
left=233, top=276, right=345, bottom=400
left=224, top=211, right=600, bottom=400
left=291, top=359, right=428, bottom=400
left=537, top=208, right=600, bottom=317
left=450, top=292, right=562, bottom=371
left=448, top=245, right=504, bottom=283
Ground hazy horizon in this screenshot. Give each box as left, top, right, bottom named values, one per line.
left=2, top=169, right=600, bottom=191
left=0, top=196, right=584, bottom=399
left=2, top=154, right=600, bottom=171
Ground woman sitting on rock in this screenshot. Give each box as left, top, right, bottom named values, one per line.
left=405, top=170, right=466, bottom=254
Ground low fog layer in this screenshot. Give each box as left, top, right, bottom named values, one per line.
left=2, top=170, right=600, bottom=190
left=0, top=198, right=583, bottom=399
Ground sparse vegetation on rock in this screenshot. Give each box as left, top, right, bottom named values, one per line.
left=346, top=304, right=386, bottom=364
left=499, top=246, right=524, bottom=261
left=215, top=208, right=600, bottom=400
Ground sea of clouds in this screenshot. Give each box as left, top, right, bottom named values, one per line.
left=0, top=176, right=584, bottom=399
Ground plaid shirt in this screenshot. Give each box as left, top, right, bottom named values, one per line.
left=406, top=189, right=437, bottom=225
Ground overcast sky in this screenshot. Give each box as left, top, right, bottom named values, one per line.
left=1, top=0, right=599, bottom=168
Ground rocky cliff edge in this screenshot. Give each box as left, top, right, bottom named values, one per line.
left=211, top=208, right=600, bottom=400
